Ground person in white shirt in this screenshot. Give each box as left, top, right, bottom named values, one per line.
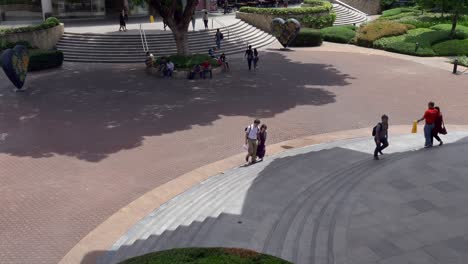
left=245, top=119, right=261, bottom=164
left=165, top=60, right=174, bottom=78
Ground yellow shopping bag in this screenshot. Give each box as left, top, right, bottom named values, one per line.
left=149, top=15, right=154, bottom=23
left=411, top=120, right=418, bottom=133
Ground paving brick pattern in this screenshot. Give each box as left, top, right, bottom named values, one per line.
left=1, top=49, right=468, bottom=264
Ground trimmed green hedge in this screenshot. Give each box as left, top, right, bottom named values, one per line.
left=0, top=17, right=60, bottom=35
left=28, top=49, right=64, bottom=71
left=380, top=7, right=418, bottom=18
left=155, top=54, right=218, bottom=69
left=301, top=12, right=336, bottom=28
left=355, top=21, right=413, bottom=47
left=0, top=40, right=33, bottom=52
left=321, top=25, right=356, bottom=43
left=302, top=0, right=328, bottom=6
left=290, top=28, right=323, bottom=47
left=121, top=248, right=292, bottom=264
left=433, top=39, right=468, bottom=56
left=373, top=28, right=450, bottom=56
left=239, top=4, right=333, bottom=16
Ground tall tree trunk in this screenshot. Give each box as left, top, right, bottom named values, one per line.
left=450, top=12, right=459, bottom=38
left=173, top=28, right=189, bottom=55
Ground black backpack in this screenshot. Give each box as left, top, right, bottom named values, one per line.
left=220, top=33, right=224, bottom=40
left=372, top=123, right=381, bottom=136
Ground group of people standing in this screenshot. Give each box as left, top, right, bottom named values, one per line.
left=245, top=119, right=268, bottom=165
left=373, top=101, right=447, bottom=160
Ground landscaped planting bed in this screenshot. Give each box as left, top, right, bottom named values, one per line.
left=120, top=247, right=292, bottom=264
left=355, top=21, right=413, bottom=47
left=320, top=25, right=356, bottom=43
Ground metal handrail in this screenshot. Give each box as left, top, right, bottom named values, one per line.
left=333, top=0, right=368, bottom=16
left=212, top=17, right=248, bottom=48
left=139, top=24, right=149, bottom=52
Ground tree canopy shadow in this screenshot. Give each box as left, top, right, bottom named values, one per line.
left=0, top=51, right=353, bottom=161
left=80, top=138, right=468, bottom=264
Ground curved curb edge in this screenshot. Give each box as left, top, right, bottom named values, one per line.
left=59, top=124, right=468, bottom=264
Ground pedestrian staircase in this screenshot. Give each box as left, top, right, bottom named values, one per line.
left=56, top=21, right=276, bottom=63
left=333, top=1, right=368, bottom=26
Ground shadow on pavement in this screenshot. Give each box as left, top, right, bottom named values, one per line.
left=80, top=139, right=468, bottom=264
left=0, top=51, right=353, bottom=161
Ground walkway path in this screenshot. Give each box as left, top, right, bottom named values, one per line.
left=99, top=132, right=468, bottom=264
left=63, top=13, right=239, bottom=35
left=1, top=48, right=468, bottom=264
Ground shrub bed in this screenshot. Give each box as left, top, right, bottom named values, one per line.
left=355, top=21, right=413, bottom=47
left=0, top=17, right=61, bottom=35
left=373, top=28, right=450, bottom=56
left=121, top=247, right=292, bottom=264
left=321, top=25, right=356, bottom=43
left=380, top=7, right=418, bottom=19
left=302, top=0, right=328, bottom=6
left=430, top=24, right=468, bottom=38
left=0, top=40, right=33, bottom=52
left=301, top=12, right=336, bottom=28
left=290, top=28, right=323, bottom=47
left=239, top=4, right=332, bottom=16
left=239, top=2, right=334, bottom=29
left=453, top=56, right=468, bottom=67
left=155, top=54, right=218, bottom=69
left=433, top=39, right=468, bottom=56
left=28, top=49, right=64, bottom=71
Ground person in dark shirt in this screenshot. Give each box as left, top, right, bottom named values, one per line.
left=244, top=45, right=254, bottom=71
left=119, top=9, right=127, bottom=32
left=432, top=106, right=445, bottom=146
left=373, top=115, right=389, bottom=160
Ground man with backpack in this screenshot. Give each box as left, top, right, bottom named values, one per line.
left=245, top=119, right=261, bottom=164
left=215, top=29, right=223, bottom=50
left=373, top=114, right=389, bottom=160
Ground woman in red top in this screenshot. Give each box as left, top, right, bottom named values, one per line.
left=432, top=106, right=445, bottom=146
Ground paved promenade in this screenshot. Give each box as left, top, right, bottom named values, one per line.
left=1, top=47, right=468, bottom=264
left=97, top=132, right=468, bottom=264
left=63, top=13, right=239, bottom=35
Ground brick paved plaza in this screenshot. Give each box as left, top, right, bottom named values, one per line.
left=1, top=47, right=468, bottom=263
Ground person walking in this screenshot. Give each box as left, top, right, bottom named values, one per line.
left=191, top=11, right=196, bottom=31
left=223, top=0, right=229, bottom=14
left=203, top=11, right=209, bottom=30
left=253, top=48, right=259, bottom=70
left=256, top=124, right=268, bottom=161
left=284, top=0, right=289, bottom=8
left=432, top=106, right=446, bottom=146
left=245, top=119, right=260, bottom=164
left=220, top=53, right=229, bottom=71
left=245, top=45, right=254, bottom=71
left=215, top=29, right=223, bottom=50
left=119, top=9, right=127, bottom=31
left=373, top=115, right=389, bottom=160
left=417, top=101, right=439, bottom=148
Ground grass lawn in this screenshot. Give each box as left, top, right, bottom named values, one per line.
left=120, top=248, right=292, bottom=264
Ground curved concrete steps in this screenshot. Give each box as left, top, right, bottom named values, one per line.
left=57, top=21, right=276, bottom=63
left=98, top=132, right=468, bottom=264
left=333, top=3, right=368, bottom=26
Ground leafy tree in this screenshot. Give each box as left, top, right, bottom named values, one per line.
left=448, top=0, right=468, bottom=37
left=417, top=0, right=435, bottom=14
left=147, top=0, right=199, bottom=55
